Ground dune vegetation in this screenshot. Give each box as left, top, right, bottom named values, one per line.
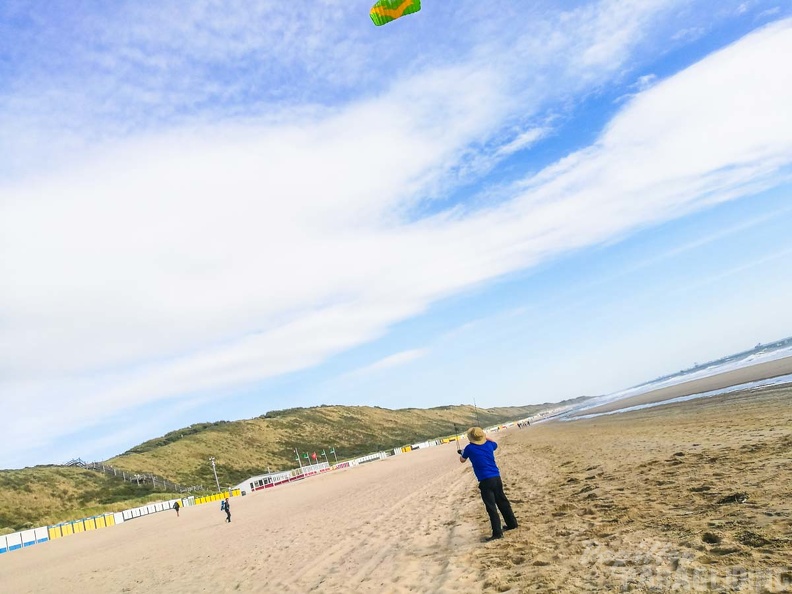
left=1, top=400, right=583, bottom=531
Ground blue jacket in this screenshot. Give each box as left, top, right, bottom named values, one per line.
left=462, top=440, right=500, bottom=481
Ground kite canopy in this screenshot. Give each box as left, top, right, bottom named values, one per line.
left=370, top=0, right=421, bottom=26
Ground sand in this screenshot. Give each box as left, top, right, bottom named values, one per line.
left=476, top=385, right=792, bottom=593
left=2, top=385, right=791, bottom=593
left=572, top=355, right=792, bottom=416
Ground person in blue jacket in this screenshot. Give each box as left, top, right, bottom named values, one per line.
left=459, top=426, right=518, bottom=541
left=221, top=498, right=231, bottom=522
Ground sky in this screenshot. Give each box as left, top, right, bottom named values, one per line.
left=1, top=0, right=791, bottom=469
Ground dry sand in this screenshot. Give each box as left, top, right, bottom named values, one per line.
left=1, top=385, right=791, bottom=593
left=477, top=385, right=792, bottom=593
left=572, top=355, right=792, bottom=416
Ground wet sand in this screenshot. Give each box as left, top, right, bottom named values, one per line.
left=1, top=385, right=790, bottom=593
left=572, top=356, right=792, bottom=416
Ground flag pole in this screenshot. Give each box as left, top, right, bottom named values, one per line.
left=294, top=448, right=303, bottom=470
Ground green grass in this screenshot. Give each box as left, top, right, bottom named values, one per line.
left=0, top=466, right=181, bottom=532
left=1, top=400, right=585, bottom=531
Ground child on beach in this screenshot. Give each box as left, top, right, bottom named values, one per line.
left=459, top=427, right=518, bottom=542
left=173, top=500, right=180, bottom=517
left=222, top=498, right=231, bottom=523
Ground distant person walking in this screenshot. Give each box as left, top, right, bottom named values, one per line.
left=221, top=498, right=231, bottom=523
left=459, top=427, right=518, bottom=541
left=173, top=500, right=180, bottom=517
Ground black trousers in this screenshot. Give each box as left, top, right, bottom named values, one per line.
left=479, top=476, right=517, bottom=537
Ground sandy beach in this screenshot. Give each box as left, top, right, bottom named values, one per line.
left=2, top=385, right=791, bottom=593
left=478, top=384, right=792, bottom=593
left=572, top=355, right=792, bottom=417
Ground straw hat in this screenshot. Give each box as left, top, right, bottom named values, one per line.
left=467, top=427, right=486, bottom=445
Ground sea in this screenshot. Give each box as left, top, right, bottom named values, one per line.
left=556, top=336, right=792, bottom=421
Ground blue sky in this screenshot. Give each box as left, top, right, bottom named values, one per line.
left=1, top=1, right=791, bottom=468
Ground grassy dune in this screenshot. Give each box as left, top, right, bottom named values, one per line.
left=106, top=404, right=553, bottom=488
left=0, top=466, right=179, bottom=534
left=1, top=401, right=579, bottom=532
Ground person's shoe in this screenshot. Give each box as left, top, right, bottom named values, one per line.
left=503, top=525, right=518, bottom=531
left=484, top=534, right=503, bottom=542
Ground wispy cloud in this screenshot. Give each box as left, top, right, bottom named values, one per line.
left=756, top=7, right=782, bottom=20
left=672, top=27, right=706, bottom=42
left=341, top=349, right=430, bottom=381
left=495, top=127, right=552, bottom=158
left=667, top=245, right=792, bottom=298
left=1, top=5, right=790, bottom=466
left=0, top=0, right=689, bottom=180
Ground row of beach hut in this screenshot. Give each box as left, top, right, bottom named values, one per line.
left=0, top=489, right=241, bottom=556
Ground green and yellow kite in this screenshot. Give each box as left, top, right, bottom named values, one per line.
left=370, top=0, right=421, bottom=26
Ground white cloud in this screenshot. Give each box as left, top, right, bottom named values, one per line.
left=1, top=0, right=690, bottom=181
left=757, top=7, right=782, bottom=20
left=495, top=127, right=551, bottom=158
left=341, top=349, right=430, bottom=381
left=672, top=27, right=706, bottom=42
left=1, top=9, right=791, bottom=466
left=666, top=246, right=792, bottom=298
left=634, top=73, right=658, bottom=89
